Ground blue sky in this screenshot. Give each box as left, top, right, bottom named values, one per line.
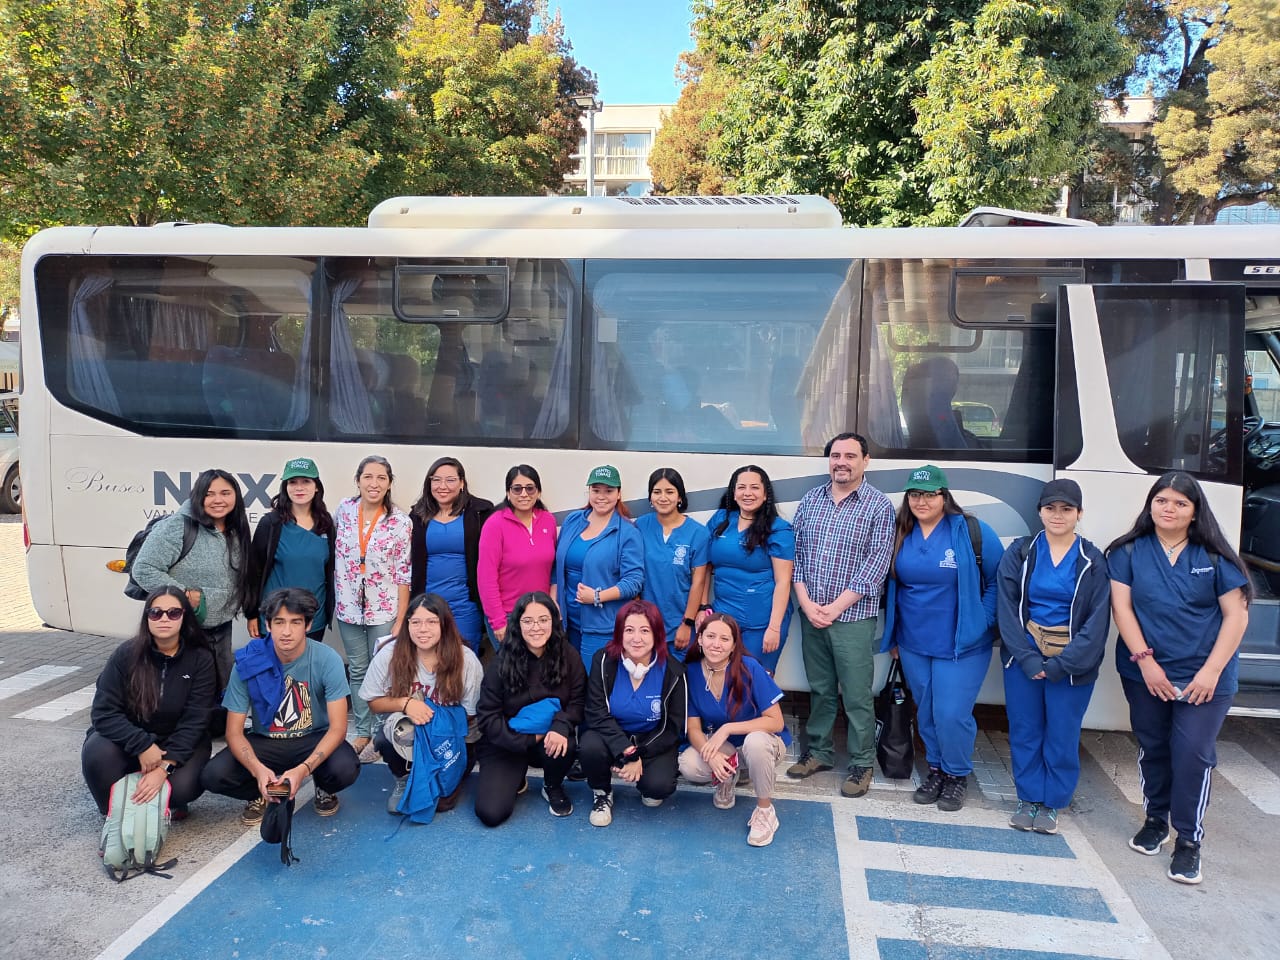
left=546, top=1, right=694, bottom=105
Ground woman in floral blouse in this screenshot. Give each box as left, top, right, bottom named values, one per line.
left=334, top=455, right=412, bottom=761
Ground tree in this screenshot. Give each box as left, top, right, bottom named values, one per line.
left=648, top=51, right=730, bottom=195
left=1148, top=0, right=1280, bottom=222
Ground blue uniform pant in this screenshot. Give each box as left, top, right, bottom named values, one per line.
left=1004, top=662, right=1095, bottom=808
left=1122, top=676, right=1232, bottom=843
left=897, top=647, right=991, bottom=777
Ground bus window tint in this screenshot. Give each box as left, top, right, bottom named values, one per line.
left=862, top=259, right=1058, bottom=459
left=584, top=259, right=856, bottom=454
left=39, top=256, right=313, bottom=434
left=331, top=259, right=576, bottom=442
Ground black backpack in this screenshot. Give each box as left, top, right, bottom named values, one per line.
left=122, top=515, right=198, bottom=600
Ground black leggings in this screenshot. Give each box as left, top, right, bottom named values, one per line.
left=578, top=729, right=679, bottom=801
left=81, top=731, right=212, bottom=815
left=474, top=737, right=576, bottom=827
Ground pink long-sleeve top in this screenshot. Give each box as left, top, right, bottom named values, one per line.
left=477, top=508, right=558, bottom=632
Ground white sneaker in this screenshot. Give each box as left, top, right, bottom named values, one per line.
left=589, top=790, right=613, bottom=827
left=713, top=775, right=737, bottom=810
left=747, top=804, right=779, bottom=847
left=640, top=795, right=663, bottom=808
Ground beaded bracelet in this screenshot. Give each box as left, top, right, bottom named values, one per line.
left=1129, top=648, right=1155, bottom=662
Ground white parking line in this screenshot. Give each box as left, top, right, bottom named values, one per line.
left=1082, top=733, right=1146, bottom=805
left=1214, top=741, right=1280, bottom=815
left=14, top=683, right=97, bottom=721
left=0, top=664, right=78, bottom=702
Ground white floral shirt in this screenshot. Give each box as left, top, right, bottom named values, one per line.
left=333, top=498, right=412, bottom=626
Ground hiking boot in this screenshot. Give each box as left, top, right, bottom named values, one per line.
left=1009, top=801, right=1039, bottom=831
left=241, top=797, right=267, bottom=826
left=589, top=790, right=614, bottom=827
left=1128, top=816, right=1170, bottom=856
left=841, top=765, right=873, bottom=798
left=386, top=775, right=408, bottom=815
left=787, top=752, right=833, bottom=779
left=713, top=773, right=738, bottom=810
left=542, top=783, right=573, bottom=817
left=1033, top=806, right=1059, bottom=834
left=640, top=795, right=664, bottom=808
left=747, top=804, right=780, bottom=847
left=314, top=788, right=340, bottom=817
left=1168, top=838, right=1202, bottom=885
left=914, top=767, right=945, bottom=805
left=936, top=775, right=968, bottom=812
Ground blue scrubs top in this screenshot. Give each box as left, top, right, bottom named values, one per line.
left=562, top=535, right=592, bottom=631
left=265, top=521, right=330, bottom=633
left=425, top=519, right=481, bottom=647
left=1028, top=535, right=1076, bottom=627
left=685, top=658, right=792, bottom=748
left=1110, top=536, right=1249, bottom=694
left=893, top=524, right=958, bottom=658
left=637, top=513, right=710, bottom=658
left=706, top=510, right=795, bottom=632
left=610, top=662, right=667, bottom=735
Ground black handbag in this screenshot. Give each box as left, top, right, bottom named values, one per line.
left=875, top=658, right=916, bottom=780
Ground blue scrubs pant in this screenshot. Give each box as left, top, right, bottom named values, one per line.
left=1004, top=663, right=1095, bottom=809
left=897, top=647, right=991, bottom=777
left=1122, top=676, right=1233, bottom=843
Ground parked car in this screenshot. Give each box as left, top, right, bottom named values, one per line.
left=0, top=397, right=18, bottom=513
left=952, top=400, right=1001, bottom=439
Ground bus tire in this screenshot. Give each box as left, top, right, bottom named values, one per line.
left=1, top=463, right=19, bottom=513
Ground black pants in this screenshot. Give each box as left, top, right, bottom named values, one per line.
left=205, top=620, right=234, bottom=739
left=200, top=729, right=360, bottom=802
left=474, top=737, right=576, bottom=827
left=578, top=729, right=679, bottom=801
left=82, top=731, right=212, bottom=815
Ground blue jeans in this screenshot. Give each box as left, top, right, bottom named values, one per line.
left=897, top=646, right=991, bottom=777
left=337, top=620, right=388, bottom=738
left=1004, top=662, right=1095, bottom=808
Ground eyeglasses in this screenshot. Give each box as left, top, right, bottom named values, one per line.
left=519, top=616, right=553, bottom=628
left=509, top=484, right=538, bottom=495
left=430, top=476, right=461, bottom=487
left=906, top=490, right=942, bottom=501
left=146, top=607, right=184, bottom=622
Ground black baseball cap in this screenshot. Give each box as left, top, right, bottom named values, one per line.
left=1038, top=478, right=1083, bottom=510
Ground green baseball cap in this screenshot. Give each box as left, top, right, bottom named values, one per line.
left=903, top=464, right=948, bottom=492
left=281, top=457, right=319, bottom=482
left=587, top=464, right=622, bottom=488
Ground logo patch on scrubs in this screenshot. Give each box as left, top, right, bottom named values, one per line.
left=649, top=697, right=663, bottom=720
left=939, top=549, right=957, bottom=569
left=1191, top=566, right=1214, bottom=575
left=673, top=545, right=689, bottom=566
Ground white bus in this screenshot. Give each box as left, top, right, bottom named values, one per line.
left=17, top=195, right=1280, bottom=729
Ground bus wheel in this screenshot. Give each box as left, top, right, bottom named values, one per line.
left=1, top=464, right=19, bottom=513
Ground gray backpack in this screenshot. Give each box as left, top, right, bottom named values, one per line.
left=99, top=773, right=176, bottom=882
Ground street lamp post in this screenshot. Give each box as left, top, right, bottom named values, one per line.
left=572, top=95, right=603, bottom=196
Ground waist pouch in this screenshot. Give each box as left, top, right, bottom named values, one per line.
left=1027, top=619, right=1070, bottom=658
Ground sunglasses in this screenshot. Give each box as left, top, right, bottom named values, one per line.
left=146, top=607, right=184, bottom=622
left=509, top=484, right=538, bottom=495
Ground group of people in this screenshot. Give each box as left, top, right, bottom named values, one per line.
left=80, top=437, right=1251, bottom=876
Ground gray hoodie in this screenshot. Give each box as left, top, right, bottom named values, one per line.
left=132, top=500, right=243, bottom=627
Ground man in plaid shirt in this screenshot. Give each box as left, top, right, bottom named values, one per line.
left=787, top=432, right=895, bottom=797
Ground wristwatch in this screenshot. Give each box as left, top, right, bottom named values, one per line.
left=162, top=761, right=177, bottom=775
left=682, top=617, right=696, bottom=629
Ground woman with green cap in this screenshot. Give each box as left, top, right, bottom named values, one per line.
left=880, top=464, right=1003, bottom=812
left=247, top=457, right=336, bottom=643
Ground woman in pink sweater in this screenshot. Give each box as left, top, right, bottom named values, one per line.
left=478, top=465, right=558, bottom=650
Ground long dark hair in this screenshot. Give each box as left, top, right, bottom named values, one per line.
left=498, top=592, right=569, bottom=694
left=891, top=488, right=966, bottom=578
left=387, top=593, right=467, bottom=705
left=189, top=468, right=252, bottom=609
left=270, top=475, right=335, bottom=540
left=684, top=613, right=753, bottom=720
left=604, top=599, right=669, bottom=664
left=412, top=456, right=474, bottom=522
left=354, top=455, right=396, bottom=516
left=125, top=586, right=208, bottom=721
left=648, top=467, right=689, bottom=513
left=502, top=464, right=548, bottom=512
left=713, top=465, right=779, bottom=553
left=1107, top=471, right=1253, bottom=601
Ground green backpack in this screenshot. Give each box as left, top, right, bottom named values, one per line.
left=99, top=773, right=176, bottom=882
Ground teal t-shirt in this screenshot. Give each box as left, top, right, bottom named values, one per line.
left=223, top=639, right=349, bottom=737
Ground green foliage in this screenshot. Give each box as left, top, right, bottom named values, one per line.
left=648, top=51, right=730, bottom=195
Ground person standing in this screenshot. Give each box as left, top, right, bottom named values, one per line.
left=477, top=465, right=557, bottom=650
left=1107, top=471, right=1250, bottom=885
left=787, top=433, right=895, bottom=798
left=636, top=468, right=710, bottom=661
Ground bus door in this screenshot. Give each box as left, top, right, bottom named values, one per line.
left=1053, top=283, right=1246, bottom=728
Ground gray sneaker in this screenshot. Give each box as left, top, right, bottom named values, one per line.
left=1033, top=805, right=1059, bottom=835
left=1009, top=801, right=1039, bottom=831
left=386, top=775, right=408, bottom=815
left=841, top=765, right=873, bottom=798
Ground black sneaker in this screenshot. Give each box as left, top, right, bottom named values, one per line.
left=936, top=775, right=967, bottom=812
left=1128, top=816, right=1170, bottom=856
left=542, top=783, right=573, bottom=817
left=1168, top=838, right=1202, bottom=884
left=913, top=767, right=945, bottom=805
